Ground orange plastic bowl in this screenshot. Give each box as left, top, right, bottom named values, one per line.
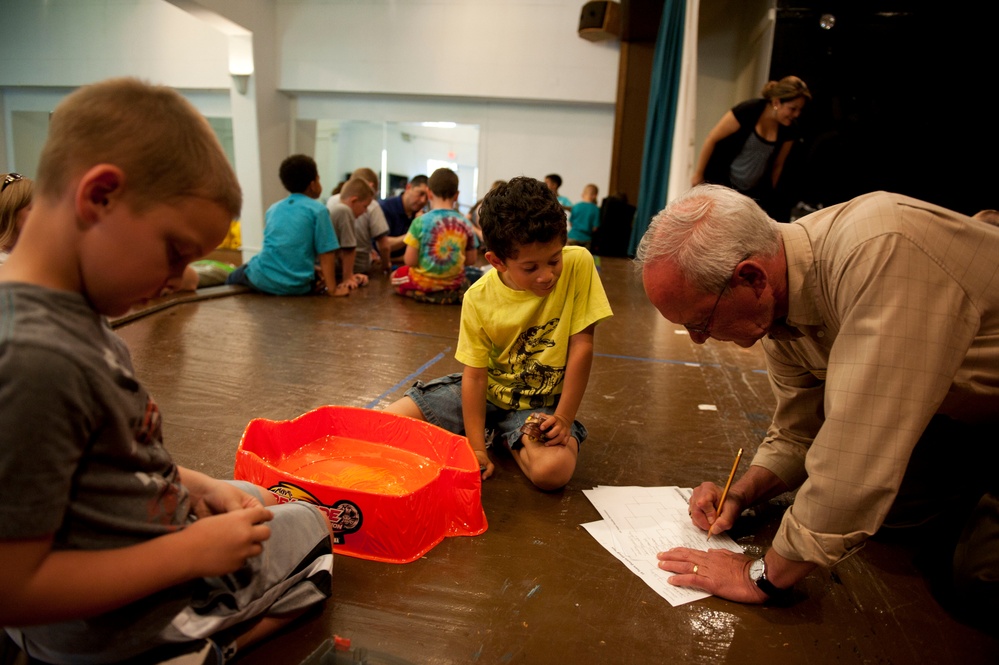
left=233, top=406, right=487, bottom=563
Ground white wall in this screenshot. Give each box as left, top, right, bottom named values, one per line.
left=276, top=0, right=619, bottom=105
left=0, top=0, right=618, bottom=244
left=0, top=0, right=231, bottom=89
left=277, top=0, right=618, bottom=207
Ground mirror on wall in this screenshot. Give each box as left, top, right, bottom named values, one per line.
left=9, top=113, right=236, bottom=181
left=206, top=117, right=236, bottom=169
left=313, top=119, right=480, bottom=213
left=9, top=111, right=50, bottom=178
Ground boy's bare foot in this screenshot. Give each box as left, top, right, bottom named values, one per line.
left=331, top=282, right=352, bottom=297
left=353, top=274, right=369, bottom=287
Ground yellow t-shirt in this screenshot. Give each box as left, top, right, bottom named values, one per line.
left=456, top=245, right=613, bottom=410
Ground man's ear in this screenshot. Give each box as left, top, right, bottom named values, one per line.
left=484, top=251, right=506, bottom=272
left=734, top=260, right=768, bottom=297
left=76, top=164, right=124, bottom=228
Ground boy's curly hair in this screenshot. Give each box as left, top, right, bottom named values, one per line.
left=479, top=176, right=567, bottom=260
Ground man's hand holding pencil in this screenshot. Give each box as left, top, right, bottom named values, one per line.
left=689, top=448, right=743, bottom=537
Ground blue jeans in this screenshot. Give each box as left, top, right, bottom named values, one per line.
left=404, top=372, right=587, bottom=451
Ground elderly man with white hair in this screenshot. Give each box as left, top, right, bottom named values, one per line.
left=637, top=184, right=999, bottom=621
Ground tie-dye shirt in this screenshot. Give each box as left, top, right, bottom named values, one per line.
left=403, top=209, right=479, bottom=291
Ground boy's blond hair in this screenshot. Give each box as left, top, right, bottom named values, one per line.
left=350, top=167, right=379, bottom=189
left=36, top=78, right=242, bottom=219
left=339, top=177, right=374, bottom=202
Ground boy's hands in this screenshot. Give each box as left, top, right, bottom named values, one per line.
left=184, top=506, right=273, bottom=577
left=474, top=449, right=494, bottom=480
left=539, top=413, right=572, bottom=447
left=188, top=479, right=263, bottom=519
left=0, top=503, right=273, bottom=625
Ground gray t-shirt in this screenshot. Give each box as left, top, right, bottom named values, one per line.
left=328, top=196, right=390, bottom=273
left=729, top=131, right=776, bottom=192
left=0, top=283, right=193, bottom=659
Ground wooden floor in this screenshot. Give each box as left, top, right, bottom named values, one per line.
left=108, top=257, right=998, bottom=664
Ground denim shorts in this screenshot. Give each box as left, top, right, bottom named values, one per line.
left=404, top=372, right=587, bottom=450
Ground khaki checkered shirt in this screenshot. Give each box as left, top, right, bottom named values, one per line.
left=755, top=191, right=999, bottom=567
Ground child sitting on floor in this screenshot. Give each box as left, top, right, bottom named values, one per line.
left=227, top=154, right=350, bottom=296
left=326, top=176, right=375, bottom=290
left=386, top=177, right=613, bottom=490
left=568, top=184, right=600, bottom=251
left=0, top=78, right=334, bottom=664
left=390, top=167, right=479, bottom=304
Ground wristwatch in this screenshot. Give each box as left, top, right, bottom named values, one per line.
left=748, top=557, right=793, bottom=603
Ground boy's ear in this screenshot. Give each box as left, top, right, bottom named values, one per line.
left=484, top=251, right=506, bottom=272
left=76, top=164, right=125, bottom=227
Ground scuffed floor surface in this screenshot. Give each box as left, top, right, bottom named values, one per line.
left=108, top=258, right=998, bottom=665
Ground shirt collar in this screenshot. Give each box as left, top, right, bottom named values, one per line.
left=768, top=223, right=823, bottom=340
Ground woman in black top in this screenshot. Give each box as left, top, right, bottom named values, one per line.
left=692, top=76, right=811, bottom=218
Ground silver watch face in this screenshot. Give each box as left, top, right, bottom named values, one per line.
left=749, top=558, right=766, bottom=582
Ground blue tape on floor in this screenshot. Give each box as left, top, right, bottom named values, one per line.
left=366, top=347, right=452, bottom=409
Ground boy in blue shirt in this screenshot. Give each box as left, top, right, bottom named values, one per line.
left=387, top=177, right=613, bottom=490
left=0, top=78, right=334, bottom=664
left=545, top=173, right=572, bottom=212
left=227, top=154, right=350, bottom=296
left=568, top=183, right=600, bottom=251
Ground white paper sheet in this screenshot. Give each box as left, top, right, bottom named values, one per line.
left=581, top=486, right=744, bottom=607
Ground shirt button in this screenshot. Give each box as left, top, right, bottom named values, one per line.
left=817, top=330, right=825, bottom=337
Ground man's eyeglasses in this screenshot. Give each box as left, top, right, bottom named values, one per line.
left=684, top=286, right=728, bottom=337
left=684, top=254, right=751, bottom=337
left=2, top=173, right=23, bottom=194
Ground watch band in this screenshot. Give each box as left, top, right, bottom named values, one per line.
left=754, top=575, right=793, bottom=602
left=753, top=557, right=794, bottom=603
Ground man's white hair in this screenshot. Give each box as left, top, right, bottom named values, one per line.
left=634, top=184, right=781, bottom=292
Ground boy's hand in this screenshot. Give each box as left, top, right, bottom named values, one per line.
left=184, top=506, right=273, bottom=577
left=474, top=449, right=494, bottom=480
left=540, top=413, right=572, bottom=447
left=189, top=480, right=262, bottom=519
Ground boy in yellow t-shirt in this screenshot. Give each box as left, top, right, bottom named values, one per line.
left=386, top=177, right=613, bottom=490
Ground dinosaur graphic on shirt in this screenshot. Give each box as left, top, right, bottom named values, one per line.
left=493, top=318, right=564, bottom=409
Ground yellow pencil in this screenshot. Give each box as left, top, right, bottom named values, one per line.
left=706, top=447, right=743, bottom=540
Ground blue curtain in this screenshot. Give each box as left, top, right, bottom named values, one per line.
left=628, top=0, right=687, bottom=256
